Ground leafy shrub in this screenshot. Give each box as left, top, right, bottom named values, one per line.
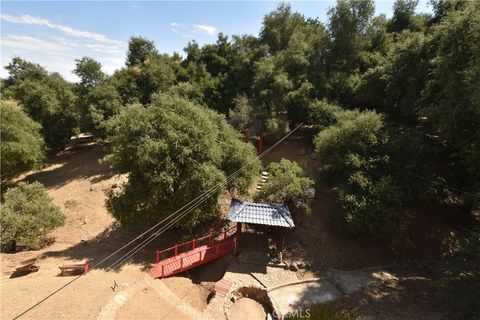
left=313, top=104, right=408, bottom=237
left=0, top=182, right=65, bottom=252
left=256, top=159, right=315, bottom=213
left=229, top=95, right=253, bottom=131
left=265, top=117, right=290, bottom=141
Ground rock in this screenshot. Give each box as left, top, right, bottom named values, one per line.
left=297, top=261, right=305, bottom=269
left=89, top=185, right=96, bottom=191
left=284, top=262, right=290, bottom=270
left=111, top=182, right=118, bottom=189
left=290, top=262, right=299, bottom=271
left=304, top=262, right=311, bottom=270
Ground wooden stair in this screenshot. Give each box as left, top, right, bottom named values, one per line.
left=256, top=171, right=269, bottom=191
left=215, top=278, right=233, bottom=298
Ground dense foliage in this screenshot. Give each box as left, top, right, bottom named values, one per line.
left=313, top=103, right=407, bottom=236
left=256, top=159, right=315, bottom=213
left=0, top=182, right=65, bottom=252
left=0, top=101, right=45, bottom=179
left=1, top=0, right=478, bottom=236
left=74, top=57, right=122, bottom=137
left=103, top=93, right=260, bottom=227
left=2, top=58, right=78, bottom=149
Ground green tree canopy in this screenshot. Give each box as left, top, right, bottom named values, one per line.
left=74, top=57, right=122, bottom=136
left=74, top=56, right=105, bottom=88
left=3, top=57, right=78, bottom=149
left=388, top=0, right=419, bottom=32
left=103, top=93, right=260, bottom=227
left=0, top=181, right=65, bottom=252
left=126, top=36, right=158, bottom=67
left=0, top=101, right=45, bottom=179
left=313, top=104, right=408, bottom=237
left=421, top=2, right=480, bottom=208
left=256, top=159, right=315, bottom=213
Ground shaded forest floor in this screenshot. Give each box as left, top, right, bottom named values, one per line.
left=262, top=130, right=474, bottom=272
left=299, top=258, right=480, bottom=320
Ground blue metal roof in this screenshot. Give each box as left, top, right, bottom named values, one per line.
left=227, top=198, right=295, bottom=228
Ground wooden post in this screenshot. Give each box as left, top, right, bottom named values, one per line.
left=174, top=244, right=178, bottom=256
left=243, top=128, right=249, bottom=142
left=216, top=244, right=220, bottom=256
left=161, top=264, right=164, bottom=276
left=258, top=134, right=264, bottom=155
left=234, top=222, right=242, bottom=256
left=156, top=251, right=159, bottom=263
left=192, top=239, right=196, bottom=250
left=277, top=229, right=285, bottom=252
left=180, top=258, right=183, bottom=270
left=208, top=235, right=212, bottom=245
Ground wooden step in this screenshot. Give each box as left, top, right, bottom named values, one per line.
left=215, top=278, right=233, bottom=298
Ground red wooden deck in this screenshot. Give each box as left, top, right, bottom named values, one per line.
left=149, top=227, right=236, bottom=279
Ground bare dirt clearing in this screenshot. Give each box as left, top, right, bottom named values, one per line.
left=0, top=144, right=211, bottom=319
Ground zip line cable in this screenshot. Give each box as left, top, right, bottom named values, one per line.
left=105, top=166, right=247, bottom=270
left=12, top=123, right=303, bottom=319
left=388, top=162, right=480, bottom=199
left=404, top=170, right=480, bottom=199
left=105, top=123, right=304, bottom=270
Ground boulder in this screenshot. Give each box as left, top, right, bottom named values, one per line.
left=290, top=262, right=299, bottom=272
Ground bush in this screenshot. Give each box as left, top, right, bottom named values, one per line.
left=229, top=95, right=253, bottom=131
left=0, top=181, right=65, bottom=252
left=0, top=101, right=45, bottom=179
left=313, top=104, right=407, bottom=237
left=256, top=159, right=315, bottom=213
left=265, top=117, right=290, bottom=141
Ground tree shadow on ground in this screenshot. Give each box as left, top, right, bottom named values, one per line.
left=178, top=255, right=235, bottom=284
left=20, top=143, right=115, bottom=189
left=262, top=130, right=474, bottom=276
left=38, top=218, right=234, bottom=273
left=287, top=257, right=480, bottom=320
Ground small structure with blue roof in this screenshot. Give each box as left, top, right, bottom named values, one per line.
left=227, top=198, right=295, bottom=255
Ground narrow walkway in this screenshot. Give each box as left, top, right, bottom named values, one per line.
left=96, top=280, right=146, bottom=320
left=146, top=277, right=201, bottom=319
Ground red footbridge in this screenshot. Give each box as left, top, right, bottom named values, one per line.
left=149, top=227, right=236, bottom=279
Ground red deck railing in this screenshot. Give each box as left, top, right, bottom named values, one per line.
left=149, top=225, right=237, bottom=278
left=155, top=226, right=236, bottom=263
left=154, top=240, right=234, bottom=277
